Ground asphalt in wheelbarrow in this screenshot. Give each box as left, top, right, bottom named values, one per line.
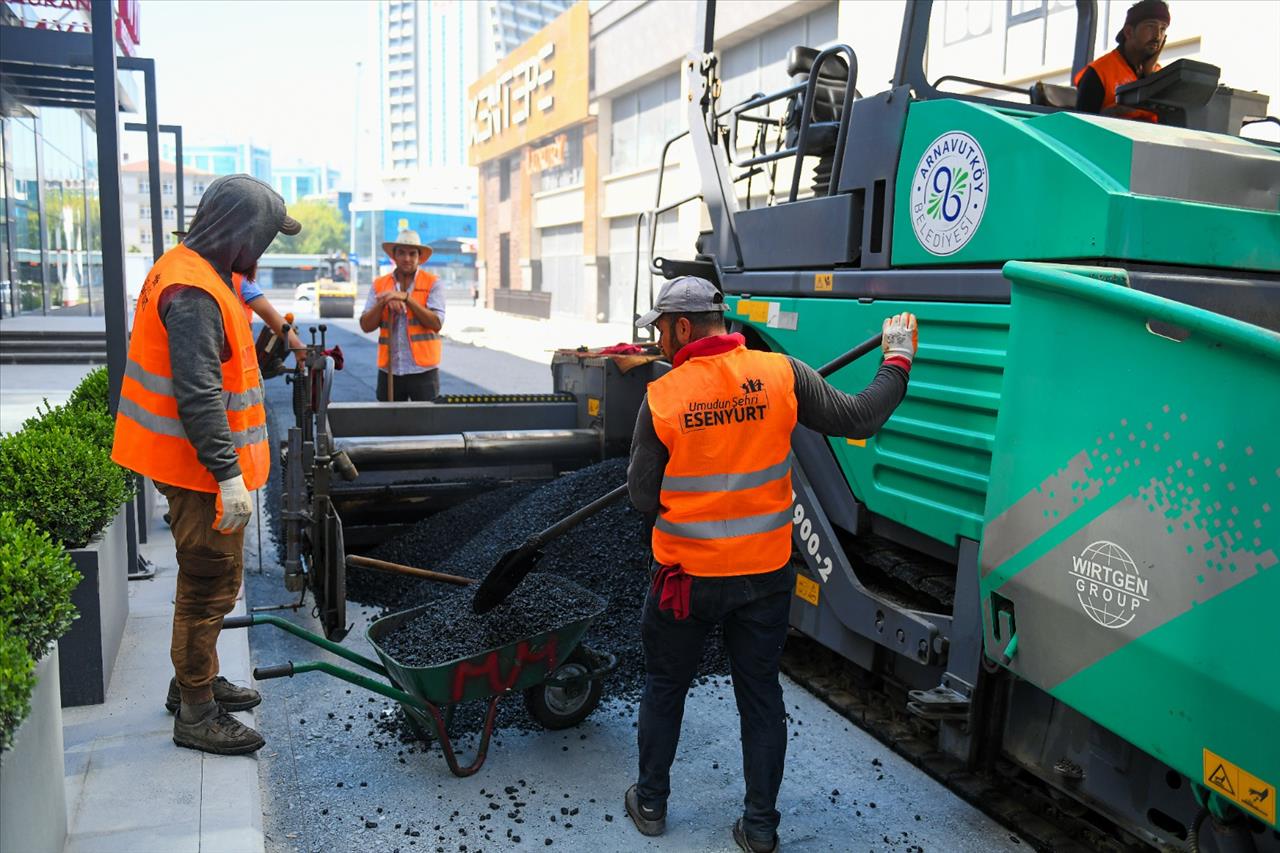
left=376, top=572, right=602, bottom=670
left=349, top=458, right=732, bottom=736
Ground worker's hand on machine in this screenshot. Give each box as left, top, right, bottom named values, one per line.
left=882, top=312, right=919, bottom=365
left=214, top=474, right=253, bottom=533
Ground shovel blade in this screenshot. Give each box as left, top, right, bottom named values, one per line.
left=471, top=544, right=543, bottom=614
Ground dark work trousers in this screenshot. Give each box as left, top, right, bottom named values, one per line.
left=637, top=563, right=794, bottom=841
left=157, top=482, right=245, bottom=706
left=376, top=368, right=439, bottom=402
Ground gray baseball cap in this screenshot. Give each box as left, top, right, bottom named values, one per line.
left=635, top=276, right=728, bottom=328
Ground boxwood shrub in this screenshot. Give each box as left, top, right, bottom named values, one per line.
left=0, top=423, right=133, bottom=549
left=0, top=632, right=36, bottom=752
left=0, top=512, right=82, bottom=660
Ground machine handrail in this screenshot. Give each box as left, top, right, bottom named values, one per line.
left=788, top=44, right=858, bottom=203
left=931, top=75, right=1029, bottom=98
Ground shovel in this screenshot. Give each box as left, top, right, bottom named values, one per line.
left=470, top=330, right=888, bottom=614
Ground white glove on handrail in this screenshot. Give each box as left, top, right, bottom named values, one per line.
left=881, top=312, right=919, bottom=365
left=214, top=474, right=253, bottom=533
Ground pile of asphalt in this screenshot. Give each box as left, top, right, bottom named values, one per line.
left=346, top=458, right=731, bottom=736
left=377, top=573, right=602, bottom=668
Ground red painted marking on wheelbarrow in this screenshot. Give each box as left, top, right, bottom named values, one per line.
left=450, top=637, right=560, bottom=702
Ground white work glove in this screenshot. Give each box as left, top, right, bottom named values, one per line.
left=214, top=474, right=253, bottom=533
left=882, top=312, right=919, bottom=365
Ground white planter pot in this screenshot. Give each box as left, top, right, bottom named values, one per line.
left=58, top=505, right=130, bottom=706
left=0, top=647, right=68, bottom=853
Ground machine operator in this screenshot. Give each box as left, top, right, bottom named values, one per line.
left=623, top=276, right=917, bottom=853
left=1075, top=0, right=1170, bottom=121
left=358, top=229, right=446, bottom=402
left=112, top=175, right=300, bottom=755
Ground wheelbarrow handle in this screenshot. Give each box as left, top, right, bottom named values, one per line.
left=254, top=662, right=295, bottom=680
left=222, top=613, right=389, bottom=677
left=222, top=614, right=256, bottom=630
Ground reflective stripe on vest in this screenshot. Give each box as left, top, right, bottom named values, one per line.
left=111, top=244, right=270, bottom=493
left=648, top=345, right=799, bottom=577
left=374, top=270, right=442, bottom=370
left=1074, top=48, right=1160, bottom=122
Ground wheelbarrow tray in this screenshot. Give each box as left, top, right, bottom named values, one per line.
left=366, top=578, right=607, bottom=707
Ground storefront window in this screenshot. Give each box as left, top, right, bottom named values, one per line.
left=531, top=126, right=583, bottom=193
left=40, top=108, right=91, bottom=314
left=9, top=117, right=43, bottom=314
left=609, top=73, right=681, bottom=174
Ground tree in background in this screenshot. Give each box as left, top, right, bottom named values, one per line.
left=269, top=200, right=349, bottom=254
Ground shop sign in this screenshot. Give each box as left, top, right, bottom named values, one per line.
left=467, top=2, right=588, bottom=165
left=3, top=0, right=140, bottom=55
left=526, top=134, right=568, bottom=174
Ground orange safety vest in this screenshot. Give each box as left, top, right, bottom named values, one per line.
left=112, top=244, right=270, bottom=493
left=374, top=270, right=442, bottom=370
left=1074, top=48, right=1160, bottom=122
left=232, top=273, right=255, bottom=325
left=648, top=345, right=799, bottom=576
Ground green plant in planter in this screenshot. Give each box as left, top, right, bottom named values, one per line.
left=67, top=366, right=109, bottom=412
left=21, top=399, right=115, bottom=454
left=0, top=512, right=82, bottom=660
left=0, top=425, right=133, bottom=549
left=0, top=632, right=36, bottom=752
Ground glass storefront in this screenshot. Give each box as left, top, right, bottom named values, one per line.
left=0, top=107, right=102, bottom=317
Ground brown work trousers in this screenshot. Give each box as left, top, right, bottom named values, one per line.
left=157, top=482, right=244, bottom=706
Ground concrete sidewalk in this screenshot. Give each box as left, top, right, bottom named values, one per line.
left=60, top=514, right=265, bottom=853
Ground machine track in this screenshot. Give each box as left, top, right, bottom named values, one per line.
left=780, top=635, right=1153, bottom=853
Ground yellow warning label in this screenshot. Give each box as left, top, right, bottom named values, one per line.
left=814, top=273, right=833, bottom=292
left=795, top=574, right=820, bottom=606
left=1203, top=748, right=1276, bottom=824
left=739, top=300, right=770, bottom=323
left=587, top=397, right=600, bottom=417
left=846, top=438, right=866, bottom=447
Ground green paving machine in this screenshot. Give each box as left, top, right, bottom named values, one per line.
left=653, top=1, right=1280, bottom=849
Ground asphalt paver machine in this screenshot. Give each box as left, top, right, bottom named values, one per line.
left=280, top=335, right=664, bottom=640
left=649, top=0, right=1280, bottom=848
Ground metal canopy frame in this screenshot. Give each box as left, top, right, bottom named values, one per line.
left=0, top=8, right=166, bottom=574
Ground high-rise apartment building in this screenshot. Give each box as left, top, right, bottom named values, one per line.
left=376, top=0, right=573, bottom=175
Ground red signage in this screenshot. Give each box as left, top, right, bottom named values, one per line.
left=4, top=0, right=140, bottom=55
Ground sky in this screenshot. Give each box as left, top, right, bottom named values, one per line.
left=120, top=0, right=381, bottom=186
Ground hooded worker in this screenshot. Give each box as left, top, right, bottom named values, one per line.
left=623, top=276, right=917, bottom=852
left=112, top=174, right=301, bottom=755
left=1075, top=0, right=1170, bottom=120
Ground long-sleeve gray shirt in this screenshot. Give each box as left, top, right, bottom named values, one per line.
left=627, top=355, right=908, bottom=516
left=159, top=286, right=241, bottom=481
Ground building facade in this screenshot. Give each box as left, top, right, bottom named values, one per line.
left=273, top=164, right=341, bottom=204
left=167, top=142, right=272, bottom=184
left=119, top=160, right=216, bottom=252
left=469, top=0, right=1279, bottom=325
left=376, top=0, right=572, bottom=176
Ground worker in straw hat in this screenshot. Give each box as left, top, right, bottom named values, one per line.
left=358, top=228, right=446, bottom=401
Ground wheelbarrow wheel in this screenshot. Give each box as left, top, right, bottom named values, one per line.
left=523, top=650, right=603, bottom=730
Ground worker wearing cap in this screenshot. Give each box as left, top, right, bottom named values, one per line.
left=623, top=276, right=916, bottom=852
left=1075, top=0, right=1169, bottom=121
left=358, top=229, right=446, bottom=401
left=113, top=174, right=301, bottom=755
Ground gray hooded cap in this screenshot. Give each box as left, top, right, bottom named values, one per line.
left=182, top=174, right=301, bottom=279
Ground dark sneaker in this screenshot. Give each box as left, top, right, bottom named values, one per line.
left=624, top=784, right=665, bottom=837
left=173, top=707, right=265, bottom=755
left=733, top=819, right=779, bottom=853
left=165, top=676, right=261, bottom=713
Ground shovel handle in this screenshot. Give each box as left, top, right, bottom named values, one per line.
left=526, top=483, right=629, bottom=550
left=346, top=554, right=474, bottom=586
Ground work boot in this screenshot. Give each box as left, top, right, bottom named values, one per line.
left=624, top=784, right=665, bottom=837
left=173, top=703, right=265, bottom=755
left=165, top=676, right=261, bottom=713
left=733, top=819, right=779, bottom=853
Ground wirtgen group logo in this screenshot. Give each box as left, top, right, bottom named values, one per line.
left=1068, top=540, right=1149, bottom=629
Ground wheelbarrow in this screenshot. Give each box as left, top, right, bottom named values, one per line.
left=221, top=578, right=616, bottom=777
